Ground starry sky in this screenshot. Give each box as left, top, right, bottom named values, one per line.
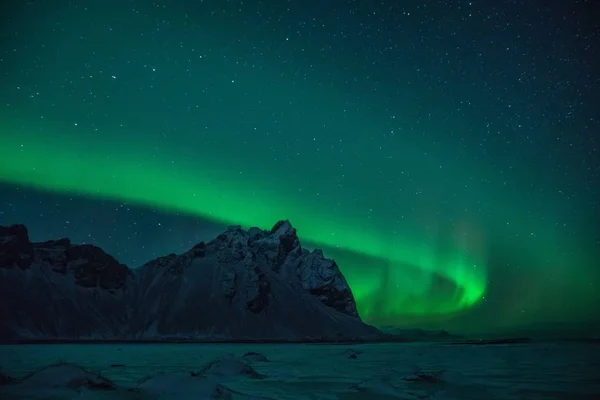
left=1, top=0, right=599, bottom=335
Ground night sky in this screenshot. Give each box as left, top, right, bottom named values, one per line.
left=1, top=0, right=599, bottom=335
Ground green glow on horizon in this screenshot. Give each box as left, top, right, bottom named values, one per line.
left=0, top=131, right=487, bottom=322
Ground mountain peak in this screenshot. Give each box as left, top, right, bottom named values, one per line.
left=0, top=222, right=380, bottom=341
left=0, top=226, right=130, bottom=291
left=270, top=219, right=294, bottom=235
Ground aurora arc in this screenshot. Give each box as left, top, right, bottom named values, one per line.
left=0, top=131, right=487, bottom=321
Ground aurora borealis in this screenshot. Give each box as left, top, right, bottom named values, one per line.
left=1, top=0, right=599, bottom=334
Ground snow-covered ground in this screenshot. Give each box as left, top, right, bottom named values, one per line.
left=0, top=342, right=598, bottom=399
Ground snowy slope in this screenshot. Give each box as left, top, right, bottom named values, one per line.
left=0, top=221, right=380, bottom=341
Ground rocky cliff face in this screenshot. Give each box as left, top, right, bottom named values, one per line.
left=0, top=221, right=380, bottom=341
left=0, top=225, right=136, bottom=340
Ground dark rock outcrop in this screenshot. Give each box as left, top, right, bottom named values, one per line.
left=0, top=228, right=130, bottom=291
left=241, top=352, right=269, bottom=362
left=0, top=221, right=380, bottom=341
left=0, top=370, right=16, bottom=386
left=191, top=356, right=265, bottom=379
left=0, top=225, right=135, bottom=340
left=0, top=224, right=34, bottom=270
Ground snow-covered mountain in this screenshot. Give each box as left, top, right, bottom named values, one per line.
left=0, top=221, right=381, bottom=341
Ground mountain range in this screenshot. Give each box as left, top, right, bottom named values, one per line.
left=0, top=220, right=381, bottom=342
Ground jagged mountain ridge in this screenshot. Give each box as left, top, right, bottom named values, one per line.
left=0, top=220, right=381, bottom=341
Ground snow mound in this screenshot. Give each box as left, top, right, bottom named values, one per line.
left=192, top=356, right=266, bottom=379
left=20, top=362, right=115, bottom=390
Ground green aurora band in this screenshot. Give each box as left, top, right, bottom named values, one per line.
left=0, top=131, right=488, bottom=322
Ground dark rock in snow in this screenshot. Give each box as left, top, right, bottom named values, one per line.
left=403, top=367, right=446, bottom=383
left=344, top=348, right=362, bottom=359
left=241, top=352, right=269, bottom=362
left=0, top=221, right=381, bottom=341
left=192, top=356, right=266, bottom=379
left=0, top=370, right=16, bottom=385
